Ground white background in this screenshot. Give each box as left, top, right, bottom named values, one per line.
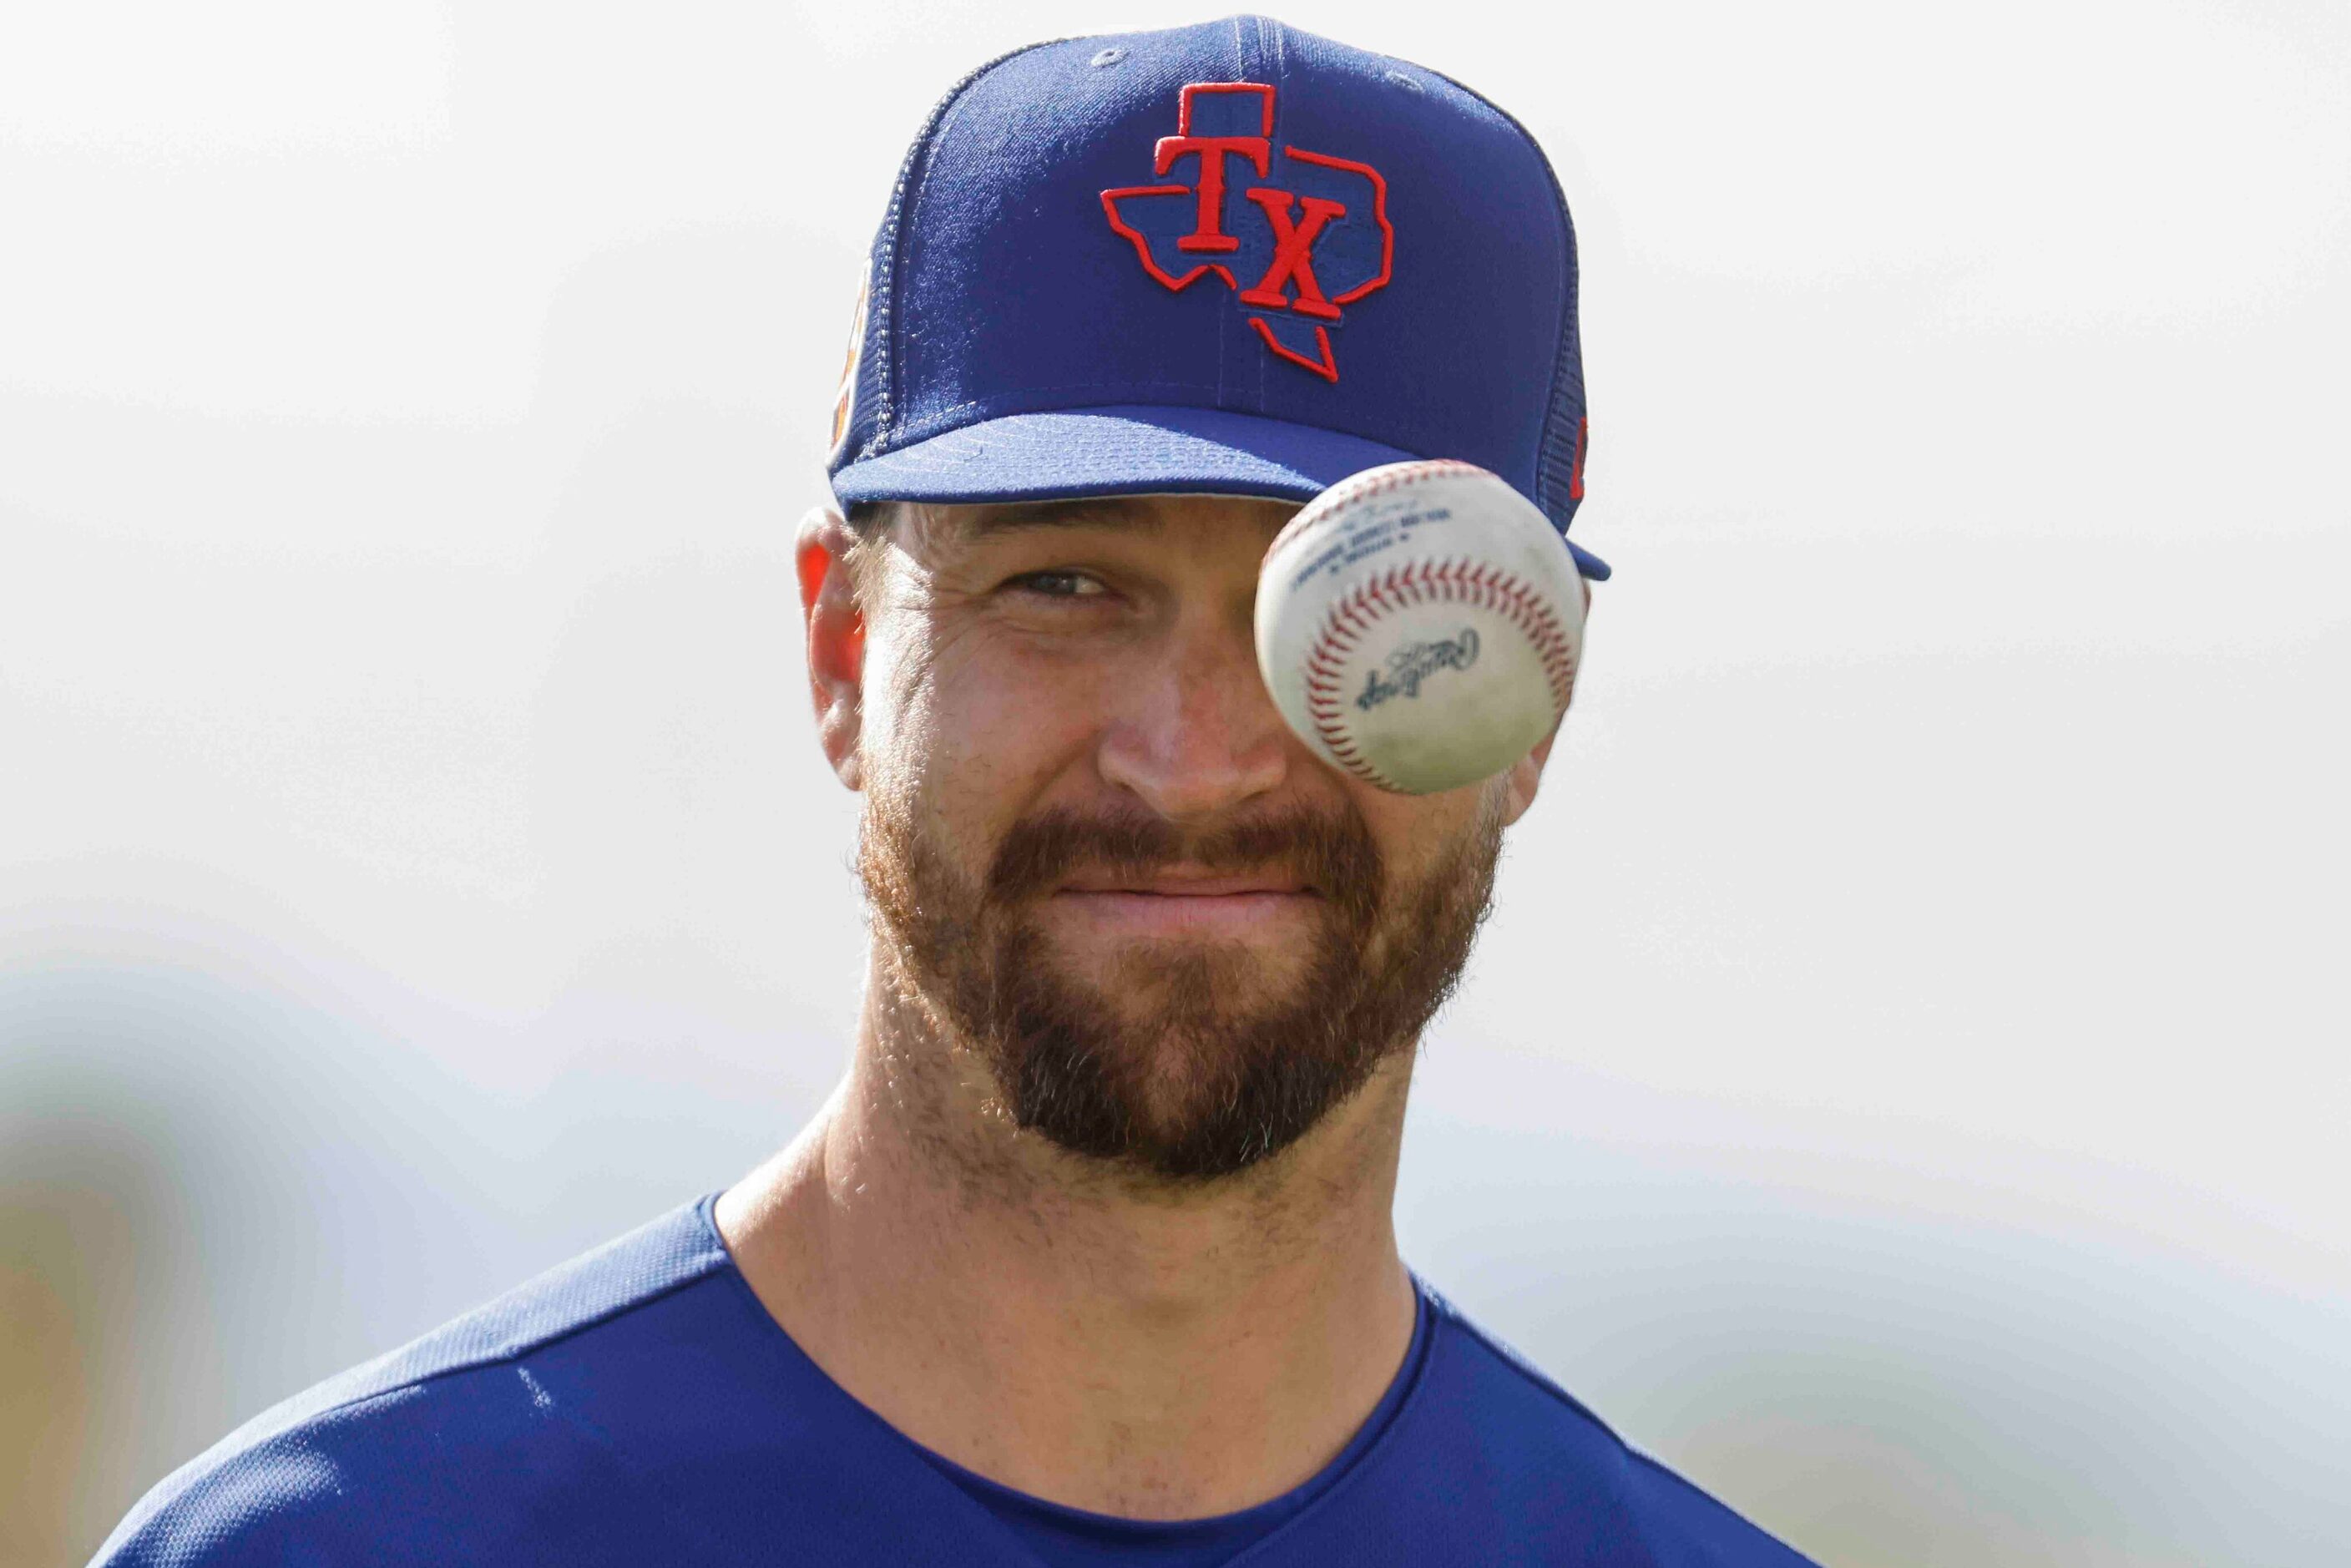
left=3, top=1, right=2345, bottom=1563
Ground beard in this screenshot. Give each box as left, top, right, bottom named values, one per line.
left=858, top=791, right=1504, bottom=1183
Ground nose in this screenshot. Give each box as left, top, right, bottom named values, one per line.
left=1096, top=609, right=1290, bottom=823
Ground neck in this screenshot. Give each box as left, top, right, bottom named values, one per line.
left=716, top=948, right=1420, bottom=1520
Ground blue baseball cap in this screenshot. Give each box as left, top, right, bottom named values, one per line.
left=826, top=14, right=1606, bottom=579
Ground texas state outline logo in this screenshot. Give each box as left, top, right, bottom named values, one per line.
left=1101, top=82, right=1393, bottom=382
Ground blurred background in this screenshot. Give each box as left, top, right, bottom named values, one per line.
left=3, top=0, right=2345, bottom=1562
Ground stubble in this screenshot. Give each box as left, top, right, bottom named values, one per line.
left=857, top=794, right=1504, bottom=1184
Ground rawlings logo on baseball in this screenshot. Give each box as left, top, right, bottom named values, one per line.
left=1255, top=462, right=1585, bottom=795
left=1358, top=630, right=1480, bottom=710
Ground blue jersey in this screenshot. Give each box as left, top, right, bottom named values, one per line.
left=95, top=1198, right=1815, bottom=1565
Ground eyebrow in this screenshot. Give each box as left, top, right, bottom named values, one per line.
left=958, top=497, right=1167, bottom=540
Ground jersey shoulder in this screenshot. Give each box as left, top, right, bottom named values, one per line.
left=90, top=1200, right=737, bottom=1568
left=1365, top=1282, right=1822, bottom=1567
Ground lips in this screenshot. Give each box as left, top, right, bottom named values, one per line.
left=1048, top=868, right=1319, bottom=936
left=1054, top=871, right=1312, bottom=898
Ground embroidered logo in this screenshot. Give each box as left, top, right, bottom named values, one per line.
left=1101, top=82, right=1393, bottom=382
left=828, top=279, right=869, bottom=458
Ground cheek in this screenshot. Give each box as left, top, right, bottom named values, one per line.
left=863, top=620, right=1118, bottom=827
left=1348, top=780, right=1499, bottom=889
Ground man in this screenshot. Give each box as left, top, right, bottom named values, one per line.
left=99, top=18, right=1813, bottom=1565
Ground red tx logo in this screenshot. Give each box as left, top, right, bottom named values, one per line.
left=1101, top=82, right=1393, bottom=382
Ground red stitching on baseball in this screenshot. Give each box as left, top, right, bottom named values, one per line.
left=1261, top=459, right=1486, bottom=561
left=1298, top=551, right=1577, bottom=789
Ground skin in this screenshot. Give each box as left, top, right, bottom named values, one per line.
left=716, top=492, right=1584, bottom=1520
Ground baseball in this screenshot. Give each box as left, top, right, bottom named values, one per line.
left=1255, top=461, right=1585, bottom=795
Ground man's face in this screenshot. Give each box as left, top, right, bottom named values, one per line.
left=829, top=494, right=1543, bottom=1182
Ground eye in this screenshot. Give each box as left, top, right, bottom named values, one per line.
left=1006, top=569, right=1110, bottom=600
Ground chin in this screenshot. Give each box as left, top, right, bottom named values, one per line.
left=1100, top=934, right=1317, bottom=1007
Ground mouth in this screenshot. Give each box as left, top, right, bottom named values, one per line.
left=1049, top=868, right=1319, bottom=936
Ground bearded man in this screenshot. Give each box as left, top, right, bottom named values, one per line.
left=98, top=18, right=1813, bottom=1565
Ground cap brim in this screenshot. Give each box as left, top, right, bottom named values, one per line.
left=830, top=405, right=1610, bottom=579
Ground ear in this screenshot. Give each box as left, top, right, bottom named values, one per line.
left=1496, top=729, right=1555, bottom=827
left=796, top=504, right=867, bottom=791
left=1498, top=577, right=1594, bottom=826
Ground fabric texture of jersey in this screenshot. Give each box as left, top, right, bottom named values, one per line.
left=94, top=1199, right=1817, bottom=1567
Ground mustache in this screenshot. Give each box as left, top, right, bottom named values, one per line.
left=987, top=805, right=1386, bottom=927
